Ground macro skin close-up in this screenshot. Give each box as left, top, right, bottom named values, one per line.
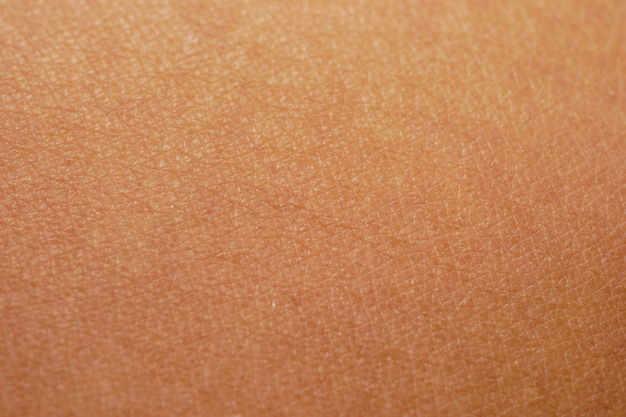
left=0, top=0, right=625, bottom=416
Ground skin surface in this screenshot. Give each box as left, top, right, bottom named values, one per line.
left=0, top=0, right=625, bottom=416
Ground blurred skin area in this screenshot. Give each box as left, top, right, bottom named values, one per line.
left=0, top=0, right=625, bottom=415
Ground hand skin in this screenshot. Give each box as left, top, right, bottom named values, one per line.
left=0, top=0, right=625, bottom=416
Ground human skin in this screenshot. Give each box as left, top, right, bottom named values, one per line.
left=0, top=0, right=625, bottom=415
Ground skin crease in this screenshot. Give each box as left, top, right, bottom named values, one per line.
left=0, top=0, right=625, bottom=416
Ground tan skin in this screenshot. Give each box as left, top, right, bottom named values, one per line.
left=1, top=0, right=625, bottom=415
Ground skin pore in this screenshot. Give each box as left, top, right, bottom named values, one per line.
left=1, top=0, right=625, bottom=415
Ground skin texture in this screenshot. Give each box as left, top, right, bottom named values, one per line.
left=0, top=0, right=625, bottom=416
